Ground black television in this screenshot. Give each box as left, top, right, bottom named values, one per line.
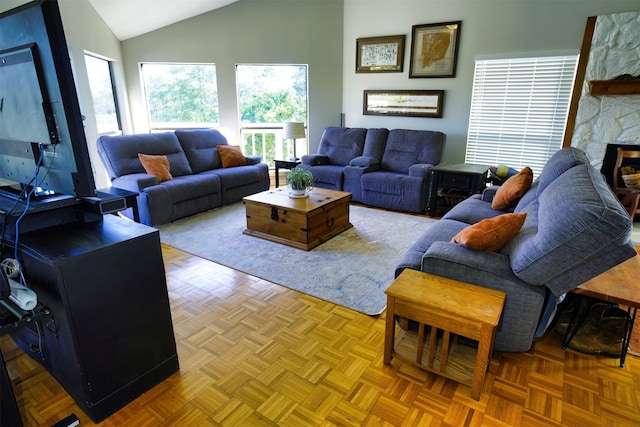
left=0, top=0, right=96, bottom=213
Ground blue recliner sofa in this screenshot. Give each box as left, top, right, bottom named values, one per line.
left=396, top=147, right=637, bottom=352
left=300, top=127, right=446, bottom=213
left=97, top=129, right=269, bottom=226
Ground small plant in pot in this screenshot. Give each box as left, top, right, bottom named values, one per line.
left=286, top=167, right=314, bottom=198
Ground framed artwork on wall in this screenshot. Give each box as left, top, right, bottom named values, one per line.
left=356, top=35, right=405, bottom=73
left=363, top=90, right=444, bottom=118
left=409, top=21, right=461, bottom=78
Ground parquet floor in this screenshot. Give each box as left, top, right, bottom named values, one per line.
left=2, top=243, right=640, bottom=426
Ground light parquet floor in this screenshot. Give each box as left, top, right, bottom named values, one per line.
left=2, top=243, right=640, bottom=426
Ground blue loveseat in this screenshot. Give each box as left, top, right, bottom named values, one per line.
left=299, top=127, right=446, bottom=213
left=396, top=147, right=637, bottom=352
left=97, top=129, right=269, bottom=226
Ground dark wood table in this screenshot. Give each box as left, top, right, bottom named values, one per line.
left=274, top=159, right=301, bottom=187
left=428, top=163, right=490, bottom=216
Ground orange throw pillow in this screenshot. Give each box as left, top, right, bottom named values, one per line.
left=218, top=145, right=247, bottom=168
left=491, top=167, right=533, bottom=210
left=451, top=212, right=527, bottom=252
left=138, top=153, right=172, bottom=182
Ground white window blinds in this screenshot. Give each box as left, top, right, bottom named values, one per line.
left=465, top=53, right=578, bottom=175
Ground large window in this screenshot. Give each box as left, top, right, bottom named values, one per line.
left=465, top=53, right=579, bottom=175
left=141, top=63, right=219, bottom=130
left=236, top=64, right=308, bottom=166
left=84, top=53, right=120, bottom=134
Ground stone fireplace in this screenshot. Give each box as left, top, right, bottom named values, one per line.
left=571, top=11, right=640, bottom=171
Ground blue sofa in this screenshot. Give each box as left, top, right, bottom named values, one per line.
left=300, top=127, right=446, bottom=213
left=396, top=147, right=637, bottom=352
left=97, top=129, right=269, bottom=226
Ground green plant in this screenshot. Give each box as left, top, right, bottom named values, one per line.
left=286, top=167, right=314, bottom=190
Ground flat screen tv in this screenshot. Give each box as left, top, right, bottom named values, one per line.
left=0, top=0, right=96, bottom=212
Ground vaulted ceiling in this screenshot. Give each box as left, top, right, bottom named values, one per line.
left=87, top=0, right=240, bottom=40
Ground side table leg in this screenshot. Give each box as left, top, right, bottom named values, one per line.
left=384, top=296, right=396, bottom=365
left=471, top=324, right=495, bottom=400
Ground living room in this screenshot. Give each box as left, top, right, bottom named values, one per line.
left=1, top=0, right=640, bottom=425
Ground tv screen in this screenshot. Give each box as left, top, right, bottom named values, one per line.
left=0, top=0, right=96, bottom=207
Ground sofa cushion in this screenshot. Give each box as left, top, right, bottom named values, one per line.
left=175, top=128, right=227, bottom=173
left=218, top=145, right=247, bottom=168
left=492, top=167, right=533, bottom=210
left=380, top=130, right=445, bottom=174
left=317, top=127, right=368, bottom=165
left=138, top=153, right=172, bottom=182
left=97, top=132, right=193, bottom=178
left=452, top=213, right=527, bottom=251
left=505, top=164, right=635, bottom=296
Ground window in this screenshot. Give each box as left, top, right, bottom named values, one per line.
left=465, top=53, right=579, bottom=175
left=84, top=53, right=120, bottom=134
left=236, top=64, right=308, bottom=166
left=141, top=63, right=219, bottom=129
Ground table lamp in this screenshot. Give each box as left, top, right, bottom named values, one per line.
left=283, top=122, right=306, bottom=161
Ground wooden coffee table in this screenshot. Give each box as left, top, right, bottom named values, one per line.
left=243, top=187, right=352, bottom=250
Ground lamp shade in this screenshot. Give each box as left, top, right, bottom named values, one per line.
left=283, top=122, right=306, bottom=139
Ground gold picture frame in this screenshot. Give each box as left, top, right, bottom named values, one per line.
left=356, top=35, right=405, bottom=73
left=363, top=90, right=444, bottom=118
left=409, top=21, right=461, bottom=78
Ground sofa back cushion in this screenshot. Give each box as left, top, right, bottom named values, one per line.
left=175, top=129, right=228, bottom=173
left=380, top=130, right=445, bottom=174
left=505, top=163, right=636, bottom=296
left=362, top=128, right=389, bottom=160
left=97, top=132, right=192, bottom=179
left=516, top=147, right=590, bottom=211
left=317, top=127, right=367, bottom=165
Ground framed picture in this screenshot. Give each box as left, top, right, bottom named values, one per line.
left=363, top=90, right=444, bottom=118
left=356, top=35, right=405, bottom=73
left=409, top=21, right=461, bottom=78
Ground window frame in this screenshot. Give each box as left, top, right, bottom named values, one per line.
left=84, top=52, right=121, bottom=135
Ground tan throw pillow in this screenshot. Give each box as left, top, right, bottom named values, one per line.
left=491, top=167, right=533, bottom=210
left=451, top=212, right=527, bottom=252
left=218, top=145, right=247, bottom=168
left=138, top=153, right=172, bottom=182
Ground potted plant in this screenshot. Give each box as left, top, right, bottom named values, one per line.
left=286, top=167, right=314, bottom=198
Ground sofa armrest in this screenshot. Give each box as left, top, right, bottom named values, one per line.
left=349, top=156, right=380, bottom=172
left=112, top=173, right=158, bottom=192
left=481, top=185, right=501, bottom=202
left=245, top=155, right=261, bottom=165
left=408, top=163, right=434, bottom=179
left=301, top=154, right=329, bottom=166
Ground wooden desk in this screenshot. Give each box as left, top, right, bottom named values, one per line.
left=384, top=269, right=505, bottom=400
left=566, top=254, right=640, bottom=366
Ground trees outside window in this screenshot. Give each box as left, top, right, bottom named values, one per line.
left=84, top=53, right=120, bottom=134
left=236, top=64, right=308, bottom=166
left=141, top=63, right=219, bottom=129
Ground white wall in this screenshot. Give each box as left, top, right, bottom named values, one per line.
left=343, top=0, right=640, bottom=164
left=120, top=0, right=344, bottom=149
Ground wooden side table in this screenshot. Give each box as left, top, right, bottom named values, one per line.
left=428, top=163, right=490, bottom=216
left=562, top=254, right=640, bottom=367
left=274, top=159, right=301, bottom=187
left=384, top=269, right=505, bottom=400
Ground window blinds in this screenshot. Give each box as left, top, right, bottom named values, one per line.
left=465, top=53, right=578, bottom=175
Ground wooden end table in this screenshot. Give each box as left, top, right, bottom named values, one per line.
left=562, top=254, right=640, bottom=367
left=384, top=269, right=506, bottom=400
left=428, top=163, right=490, bottom=216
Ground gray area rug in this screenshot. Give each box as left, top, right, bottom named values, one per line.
left=157, top=203, right=436, bottom=315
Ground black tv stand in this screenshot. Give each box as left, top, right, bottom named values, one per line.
left=5, top=215, right=179, bottom=422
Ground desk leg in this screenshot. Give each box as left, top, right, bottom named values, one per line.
left=620, top=306, right=637, bottom=367
left=384, top=296, right=396, bottom=365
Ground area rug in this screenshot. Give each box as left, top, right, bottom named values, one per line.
left=156, top=203, right=436, bottom=315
